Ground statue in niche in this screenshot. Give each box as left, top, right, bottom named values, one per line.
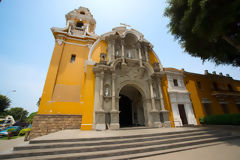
left=100, top=53, right=106, bottom=61
left=104, top=87, right=110, bottom=96
left=153, top=89, right=157, bottom=98
left=153, top=62, right=160, bottom=72
left=99, top=53, right=107, bottom=64
left=127, top=51, right=131, bottom=58
left=116, top=50, right=120, bottom=57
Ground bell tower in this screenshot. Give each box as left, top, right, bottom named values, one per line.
left=65, top=7, right=96, bottom=37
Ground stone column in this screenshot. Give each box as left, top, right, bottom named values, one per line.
left=94, top=72, right=101, bottom=111
left=157, top=78, right=165, bottom=111
left=109, top=72, right=120, bottom=130
left=94, top=70, right=106, bottom=130
left=144, top=98, right=153, bottom=127
left=138, top=43, right=143, bottom=67
left=149, top=79, right=162, bottom=127
left=145, top=46, right=149, bottom=62
left=99, top=71, right=104, bottom=111
left=111, top=39, right=115, bottom=61
left=148, top=79, right=157, bottom=111
left=111, top=73, right=116, bottom=111
left=121, top=39, right=126, bottom=64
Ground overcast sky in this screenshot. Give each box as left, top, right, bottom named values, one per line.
left=0, top=0, right=239, bottom=114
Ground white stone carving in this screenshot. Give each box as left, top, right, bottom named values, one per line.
left=166, top=69, right=197, bottom=126
left=104, top=87, right=110, bottom=96
left=56, top=39, right=63, bottom=45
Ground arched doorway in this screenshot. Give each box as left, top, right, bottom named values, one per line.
left=119, top=95, right=132, bottom=127
left=119, top=85, right=145, bottom=127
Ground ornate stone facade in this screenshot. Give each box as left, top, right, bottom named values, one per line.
left=92, top=26, right=171, bottom=130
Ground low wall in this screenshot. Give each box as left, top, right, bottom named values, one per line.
left=29, top=114, right=82, bottom=139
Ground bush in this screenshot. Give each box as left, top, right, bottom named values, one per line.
left=18, top=128, right=31, bottom=136
left=200, top=114, right=240, bottom=125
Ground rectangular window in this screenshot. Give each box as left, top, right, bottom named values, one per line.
left=212, top=82, right=218, bottom=91
left=203, top=103, right=211, bottom=116
left=227, top=84, right=233, bottom=91
left=173, top=79, right=178, bottom=86
left=221, top=103, right=229, bottom=114
left=197, top=81, right=202, bottom=89
left=70, top=54, right=76, bottom=64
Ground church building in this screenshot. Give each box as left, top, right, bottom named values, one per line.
left=31, top=7, right=240, bottom=139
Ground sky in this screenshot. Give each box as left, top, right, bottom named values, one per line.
left=0, top=0, right=239, bottom=114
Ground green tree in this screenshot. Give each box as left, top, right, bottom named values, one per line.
left=27, top=111, right=38, bottom=124
left=7, top=107, right=29, bottom=122
left=164, top=0, right=240, bottom=66
left=0, top=94, right=11, bottom=114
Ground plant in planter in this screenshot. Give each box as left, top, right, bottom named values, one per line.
left=18, top=128, right=31, bottom=136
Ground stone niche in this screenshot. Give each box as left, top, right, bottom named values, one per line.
left=29, top=114, right=82, bottom=139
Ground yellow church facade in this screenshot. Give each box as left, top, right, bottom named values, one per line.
left=31, top=7, right=240, bottom=138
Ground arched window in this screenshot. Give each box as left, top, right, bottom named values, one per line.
left=76, top=22, right=84, bottom=30
left=80, top=11, right=85, bottom=15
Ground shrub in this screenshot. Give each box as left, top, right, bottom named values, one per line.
left=200, top=114, right=240, bottom=125
left=18, top=128, right=31, bottom=136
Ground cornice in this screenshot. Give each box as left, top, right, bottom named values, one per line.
left=52, top=29, right=99, bottom=40
left=56, top=34, right=95, bottom=43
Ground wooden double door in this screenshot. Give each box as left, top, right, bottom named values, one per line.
left=178, top=104, right=188, bottom=125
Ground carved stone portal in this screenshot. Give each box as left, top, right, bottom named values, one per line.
left=92, top=27, right=169, bottom=130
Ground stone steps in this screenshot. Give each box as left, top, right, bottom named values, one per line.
left=1, top=129, right=239, bottom=160
left=14, top=130, right=217, bottom=151
left=28, top=128, right=206, bottom=144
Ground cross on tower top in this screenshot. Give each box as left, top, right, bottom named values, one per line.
left=120, top=23, right=131, bottom=28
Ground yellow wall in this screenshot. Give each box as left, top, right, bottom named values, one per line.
left=148, top=50, right=158, bottom=66
left=38, top=37, right=97, bottom=130
left=91, top=40, right=108, bottom=62
left=184, top=72, right=240, bottom=123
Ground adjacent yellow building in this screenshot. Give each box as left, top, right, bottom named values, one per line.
left=30, top=7, right=240, bottom=138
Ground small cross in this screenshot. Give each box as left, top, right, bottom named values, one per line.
left=120, top=23, right=131, bottom=28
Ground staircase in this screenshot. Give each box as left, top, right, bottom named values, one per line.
left=1, top=128, right=239, bottom=160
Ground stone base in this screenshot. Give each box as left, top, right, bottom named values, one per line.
left=152, top=122, right=163, bottom=128
left=110, top=123, right=120, bottom=130
left=30, top=114, right=82, bottom=140
left=95, top=124, right=106, bottom=130
left=163, top=121, right=171, bottom=127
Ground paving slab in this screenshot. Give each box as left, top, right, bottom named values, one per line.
left=0, top=137, right=27, bottom=154
left=137, top=139, right=240, bottom=160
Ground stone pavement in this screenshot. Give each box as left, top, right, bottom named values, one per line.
left=138, top=138, right=240, bottom=160
left=0, top=137, right=27, bottom=154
